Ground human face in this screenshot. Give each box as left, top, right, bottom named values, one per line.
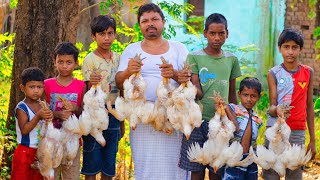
left=278, top=40, right=301, bottom=64
left=139, top=11, right=165, bottom=40
left=54, top=54, right=77, bottom=77
left=204, top=23, right=228, bottom=50
left=20, top=81, right=44, bottom=101
left=238, top=87, right=260, bottom=110
left=92, top=27, right=115, bottom=51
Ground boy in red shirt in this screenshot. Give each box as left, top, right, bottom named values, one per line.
left=263, top=28, right=316, bottom=180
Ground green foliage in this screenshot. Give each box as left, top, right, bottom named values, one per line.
left=158, top=2, right=199, bottom=38
left=0, top=82, right=15, bottom=179
left=187, top=15, right=205, bottom=33
left=255, top=91, right=269, bottom=145
left=314, top=97, right=320, bottom=115
left=0, top=33, right=13, bottom=178
left=314, top=27, right=320, bottom=60
left=314, top=27, right=320, bottom=39
left=0, top=33, right=15, bottom=83
left=9, top=0, right=18, bottom=9
left=223, top=44, right=260, bottom=78
left=307, top=0, right=317, bottom=19
left=100, top=0, right=124, bottom=14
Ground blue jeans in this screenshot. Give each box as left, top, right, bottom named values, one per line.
left=81, top=112, right=120, bottom=177
left=222, top=154, right=258, bottom=180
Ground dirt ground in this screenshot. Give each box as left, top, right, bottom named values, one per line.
left=302, top=161, right=320, bottom=180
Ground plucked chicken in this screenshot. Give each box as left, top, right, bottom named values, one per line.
left=166, top=62, right=202, bottom=139
left=78, top=84, right=109, bottom=146
left=111, top=54, right=155, bottom=130
left=148, top=56, right=175, bottom=134
left=57, top=97, right=82, bottom=167
left=35, top=101, right=64, bottom=179
left=188, top=92, right=252, bottom=171
left=257, top=104, right=312, bottom=177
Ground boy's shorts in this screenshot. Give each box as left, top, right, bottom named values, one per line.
left=81, top=113, right=121, bottom=177
left=11, top=144, right=43, bottom=180
left=222, top=154, right=258, bottom=180
left=262, top=129, right=305, bottom=180
left=179, top=120, right=216, bottom=173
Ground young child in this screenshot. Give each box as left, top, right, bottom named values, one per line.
left=11, top=67, right=53, bottom=180
left=44, top=42, right=86, bottom=180
left=262, top=28, right=316, bottom=180
left=179, top=13, right=241, bottom=179
left=222, top=77, right=262, bottom=180
left=81, top=15, right=124, bottom=180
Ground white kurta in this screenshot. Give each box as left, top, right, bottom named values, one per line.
left=118, top=41, right=189, bottom=179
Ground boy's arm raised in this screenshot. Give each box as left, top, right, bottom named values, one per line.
left=306, top=72, right=316, bottom=159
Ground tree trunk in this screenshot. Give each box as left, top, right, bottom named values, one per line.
left=1, top=0, right=80, bottom=171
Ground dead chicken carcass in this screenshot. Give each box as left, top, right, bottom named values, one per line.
left=260, top=104, right=312, bottom=177
left=78, top=84, right=109, bottom=146
left=110, top=54, right=155, bottom=130
left=35, top=101, right=64, bottom=179
left=188, top=92, right=252, bottom=171
left=166, top=62, right=202, bottom=139
left=148, top=56, right=175, bottom=134
left=57, top=97, right=82, bottom=168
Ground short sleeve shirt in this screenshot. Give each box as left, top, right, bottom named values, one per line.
left=188, top=50, right=241, bottom=120
left=82, top=52, right=120, bottom=104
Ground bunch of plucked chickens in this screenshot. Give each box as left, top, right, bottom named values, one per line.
left=148, top=56, right=175, bottom=134
left=67, top=84, right=110, bottom=147
left=57, top=97, right=82, bottom=167
left=34, top=101, right=64, bottom=179
left=166, top=62, right=202, bottom=139
left=112, top=53, right=154, bottom=130
left=61, top=69, right=110, bottom=146
left=251, top=104, right=312, bottom=177
left=187, top=92, right=253, bottom=172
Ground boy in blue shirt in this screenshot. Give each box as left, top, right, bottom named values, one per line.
left=223, top=77, right=263, bottom=180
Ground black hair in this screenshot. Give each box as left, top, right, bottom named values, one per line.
left=21, top=67, right=45, bottom=85
left=54, top=42, right=79, bottom=62
left=137, top=3, right=165, bottom=24
left=239, top=77, right=262, bottom=95
left=91, top=15, right=116, bottom=35
left=278, top=28, right=304, bottom=48
left=205, top=13, right=228, bottom=31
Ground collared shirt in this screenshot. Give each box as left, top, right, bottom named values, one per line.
left=82, top=52, right=120, bottom=105
left=229, top=103, right=263, bottom=148
left=188, top=50, right=241, bottom=120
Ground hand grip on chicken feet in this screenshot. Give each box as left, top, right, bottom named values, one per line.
left=276, top=104, right=294, bottom=120
left=39, top=101, right=53, bottom=122
left=178, top=62, right=194, bottom=88
left=84, top=63, right=105, bottom=88
left=159, top=56, right=170, bottom=85
left=131, top=53, right=146, bottom=77
left=57, top=96, right=74, bottom=112
left=208, top=91, right=226, bottom=116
